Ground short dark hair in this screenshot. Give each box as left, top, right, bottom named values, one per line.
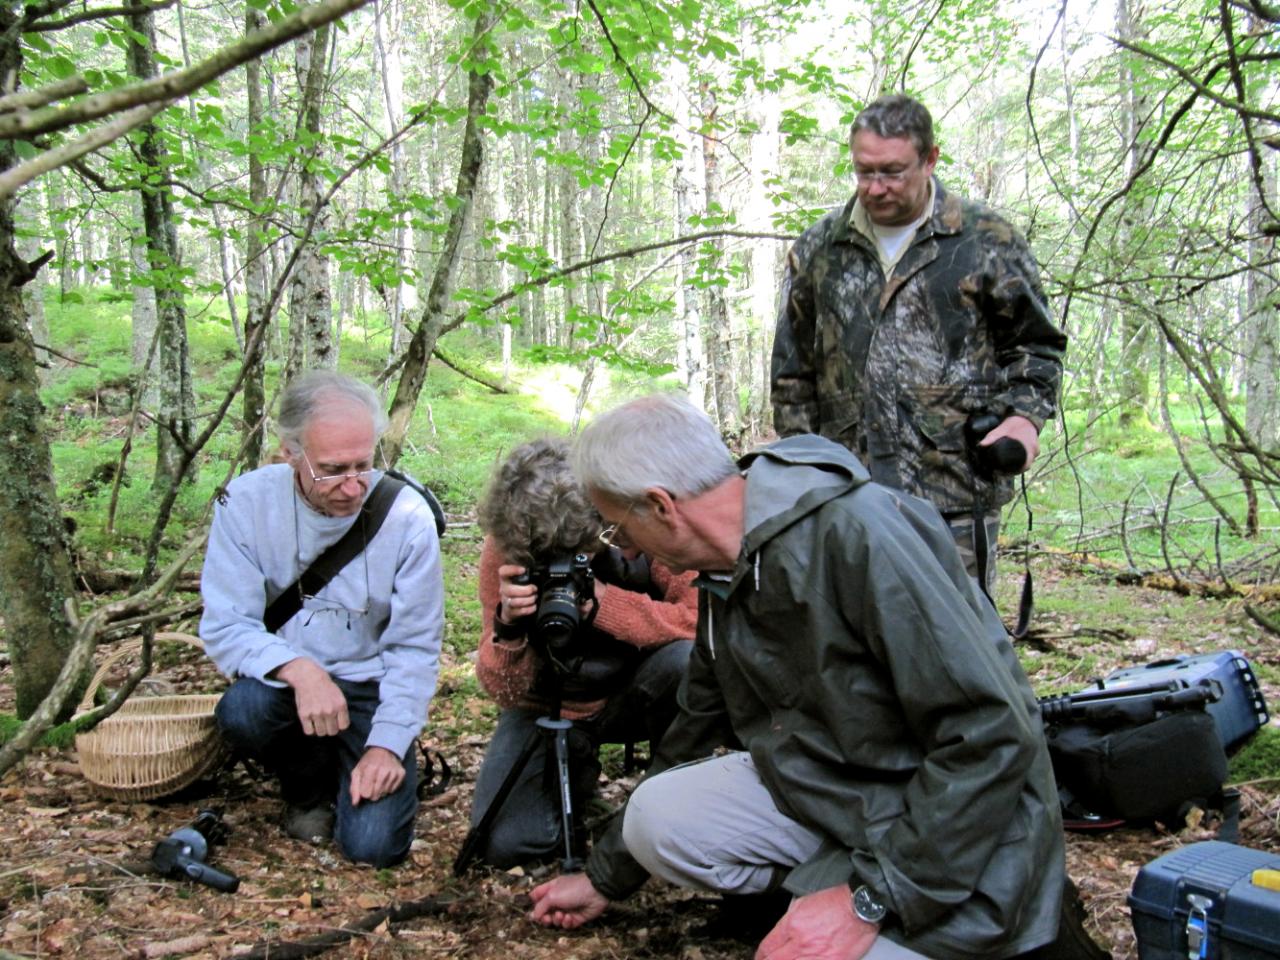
left=477, top=436, right=603, bottom=569
left=851, top=94, right=934, bottom=157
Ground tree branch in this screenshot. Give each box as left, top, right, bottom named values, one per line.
left=24, top=0, right=176, bottom=32
left=0, top=102, right=167, bottom=202
left=0, top=0, right=376, bottom=141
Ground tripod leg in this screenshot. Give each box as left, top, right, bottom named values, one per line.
left=453, top=723, right=544, bottom=875
left=541, top=717, right=584, bottom=873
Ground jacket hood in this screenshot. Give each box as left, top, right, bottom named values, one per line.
left=737, top=435, right=870, bottom=557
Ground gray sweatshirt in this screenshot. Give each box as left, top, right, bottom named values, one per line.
left=199, top=464, right=444, bottom=758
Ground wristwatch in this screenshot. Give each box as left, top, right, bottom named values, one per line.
left=849, top=882, right=889, bottom=925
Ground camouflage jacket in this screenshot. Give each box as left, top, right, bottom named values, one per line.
left=770, top=180, right=1066, bottom=513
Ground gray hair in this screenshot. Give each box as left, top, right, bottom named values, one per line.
left=850, top=94, right=934, bottom=157
left=573, top=393, right=737, bottom=506
left=277, top=370, right=388, bottom=452
left=477, top=436, right=602, bottom=568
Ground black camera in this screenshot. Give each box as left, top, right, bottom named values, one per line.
left=514, top=553, right=597, bottom=664
left=964, top=413, right=1026, bottom=478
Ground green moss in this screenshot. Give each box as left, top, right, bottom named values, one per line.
left=1229, top=725, right=1280, bottom=786
left=0, top=713, right=83, bottom=749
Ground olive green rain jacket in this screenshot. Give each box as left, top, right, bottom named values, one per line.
left=585, top=435, right=1063, bottom=959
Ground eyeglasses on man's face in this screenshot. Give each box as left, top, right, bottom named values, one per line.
left=597, top=501, right=637, bottom=550
left=854, top=162, right=918, bottom=186
left=301, top=449, right=375, bottom=486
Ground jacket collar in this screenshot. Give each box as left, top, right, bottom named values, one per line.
left=729, top=436, right=870, bottom=588
left=834, top=177, right=963, bottom=250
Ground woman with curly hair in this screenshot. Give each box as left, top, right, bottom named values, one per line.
left=468, top=436, right=697, bottom=869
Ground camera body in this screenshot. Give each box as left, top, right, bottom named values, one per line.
left=513, top=553, right=596, bottom=663
left=964, top=413, right=1026, bottom=478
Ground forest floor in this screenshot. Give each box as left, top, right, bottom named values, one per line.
left=1, top=550, right=1278, bottom=960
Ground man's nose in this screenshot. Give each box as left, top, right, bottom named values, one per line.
left=339, top=473, right=365, bottom=493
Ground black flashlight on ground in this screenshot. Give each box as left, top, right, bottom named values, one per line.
left=150, top=809, right=240, bottom=892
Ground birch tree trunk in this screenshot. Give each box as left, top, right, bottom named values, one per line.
left=374, top=0, right=415, bottom=354
left=286, top=24, right=336, bottom=379
left=382, top=11, right=494, bottom=466
left=130, top=194, right=159, bottom=408
left=1245, top=152, right=1280, bottom=452
left=1115, top=0, right=1151, bottom=430
left=18, top=192, right=50, bottom=386
left=672, top=60, right=705, bottom=405
left=127, top=6, right=197, bottom=491
left=748, top=37, right=781, bottom=433
left=700, top=82, right=738, bottom=434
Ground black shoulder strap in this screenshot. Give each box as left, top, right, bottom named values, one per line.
left=385, top=468, right=446, bottom=537
left=262, top=476, right=406, bottom=634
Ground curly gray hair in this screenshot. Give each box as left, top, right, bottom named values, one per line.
left=477, top=436, right=603, bottom=569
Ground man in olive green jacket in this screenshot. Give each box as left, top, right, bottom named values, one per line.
left=528, top=394, right=1089, bottom=960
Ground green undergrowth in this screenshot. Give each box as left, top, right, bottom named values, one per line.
left=1004, top=408, right=1278, bottom=580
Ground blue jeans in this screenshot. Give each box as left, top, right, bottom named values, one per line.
left=215, top=677, right=419, bottom=868
left=469, top=639, right=692, bottom=868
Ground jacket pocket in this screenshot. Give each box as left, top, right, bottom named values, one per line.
left=905, top=383, right=993, bottom=453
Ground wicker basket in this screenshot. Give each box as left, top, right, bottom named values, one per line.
left=74, top=632, right=229, bottom=801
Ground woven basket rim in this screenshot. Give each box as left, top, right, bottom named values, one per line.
left=75, top=634, right=228, bottom=800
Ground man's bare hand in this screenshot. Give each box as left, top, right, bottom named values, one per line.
left=755, top=885, right=878, bottom=960
left=978, top=414, right=1040, bottom=472
left=528, top=873, right=610, bottom=929
left=276, top=658, right=349, bottom=736
left=497, top=564, right=538, bottom=624
left=350, top=747, right=405, bottom=806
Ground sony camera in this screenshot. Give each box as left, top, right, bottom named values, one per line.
left=513, top=553, right=597, bottom=665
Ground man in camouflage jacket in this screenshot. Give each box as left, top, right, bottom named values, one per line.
left=771, top=95, right=1066, bottom=588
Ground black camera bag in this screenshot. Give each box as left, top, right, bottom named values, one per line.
left=1044, top=709, right=1227, bottom=824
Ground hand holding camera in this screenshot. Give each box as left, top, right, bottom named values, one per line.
left=964, top=413, right=1036, bottom=477
left=511, top=554, right=597, bottom=667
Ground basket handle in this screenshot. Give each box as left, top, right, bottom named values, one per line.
left=74, top=632, right=207, bottom=717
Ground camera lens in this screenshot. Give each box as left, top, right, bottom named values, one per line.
left=536, top=585, right=581, bottom=652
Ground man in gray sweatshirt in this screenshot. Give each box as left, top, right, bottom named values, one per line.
left=200, top=371, right=444, bottom=867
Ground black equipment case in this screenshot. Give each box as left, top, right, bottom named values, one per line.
left=1128, top=840, right=1280, bottom=960
left=1100, top=651, right=1269, bottom=751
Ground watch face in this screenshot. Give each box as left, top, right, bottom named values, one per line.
left=853, top=885, right=888, bottom=924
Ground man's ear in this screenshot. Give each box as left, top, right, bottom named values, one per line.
left=645, top=487, right=678, bottom=522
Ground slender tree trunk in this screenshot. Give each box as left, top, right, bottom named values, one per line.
left=1115, top=0, right=1151, bottom=430
left=700, top=83, right=738, bottom=435
left=242, top=4, right=271, bottom=469
left=130, top=194, right=159, bottom=408
left=0, top=7, right=78, bottom=718
left=286, top=24, right=336, bottom=377
left=382, top=11, right=494, bottom=466
left=374, top=0, right=415, bottom=354
left=127, top=7, right=197, bottom=491
left=1245, top=146, right=1279, bottom=452
left=17, top=192, right=50, bottom=386
left=748, top=36, right=781, bottom=432
left=672, top=60, right=705, bottom=405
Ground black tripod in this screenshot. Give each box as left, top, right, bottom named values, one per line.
left=453, top=671, right=584, bottom=875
